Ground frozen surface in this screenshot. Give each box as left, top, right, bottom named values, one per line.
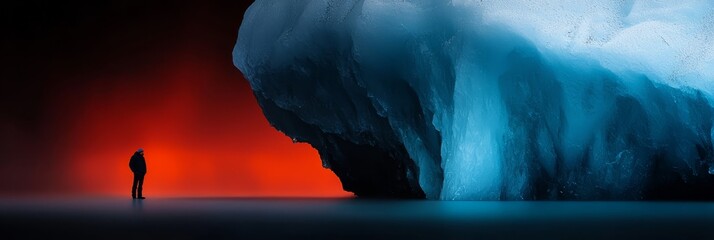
left=234, top=0, right=714, bottom=199
left=2, top=197, right=714, bottom=239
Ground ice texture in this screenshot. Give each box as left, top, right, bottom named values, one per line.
left=234, top=0, right=714, bottom=199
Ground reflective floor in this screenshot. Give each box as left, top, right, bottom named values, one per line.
left=1, top=197, right=713, bottom=239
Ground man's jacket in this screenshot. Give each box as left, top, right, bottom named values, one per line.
left=129, top=153, right=147, bottom=174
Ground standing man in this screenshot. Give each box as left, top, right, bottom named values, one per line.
left=129, top=148, right=147, bottom=199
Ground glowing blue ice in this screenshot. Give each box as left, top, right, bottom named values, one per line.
left=234, top=0, right=714, bottom=200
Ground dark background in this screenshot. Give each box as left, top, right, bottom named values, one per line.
left=1, top=0, right=348, bottom=197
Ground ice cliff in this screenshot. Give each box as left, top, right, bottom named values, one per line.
left=233, top=0, right=714, bottom=200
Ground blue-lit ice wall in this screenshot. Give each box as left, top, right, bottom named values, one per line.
left=234, top=0, right=714, bottom=200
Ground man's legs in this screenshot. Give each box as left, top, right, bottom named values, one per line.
left=131, top=173, right=140, bottom=199
left=137, top=173, right=145, bottom=198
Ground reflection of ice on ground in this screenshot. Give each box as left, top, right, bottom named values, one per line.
left=1, top=197, right=713, bottom=239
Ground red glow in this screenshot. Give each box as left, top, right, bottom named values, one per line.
left=0, top=2, right=349, bottom=198
left=45, top=42, right=350, bottom=198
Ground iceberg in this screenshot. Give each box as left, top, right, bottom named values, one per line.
left=233, top=0, right=714, bottom=199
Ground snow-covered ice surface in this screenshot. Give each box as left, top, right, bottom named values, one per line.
left=234, top=0, right=714, bottom=200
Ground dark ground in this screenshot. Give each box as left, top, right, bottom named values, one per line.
left=1, top=197, right=713, bottom=239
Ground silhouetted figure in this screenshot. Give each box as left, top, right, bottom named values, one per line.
left=129, top=148, right=147, bottom=199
